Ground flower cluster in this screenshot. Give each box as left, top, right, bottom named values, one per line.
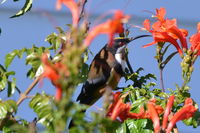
left=143, top=7, right=188, bottom=56
left=107, top=92, right=197, bottom=133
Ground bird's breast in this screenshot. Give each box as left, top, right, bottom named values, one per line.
left=115, top=53, right=126, bottom=71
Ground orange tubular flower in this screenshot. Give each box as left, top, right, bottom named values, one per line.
left=56, top=0, right=79, bottom=26
left=155, top=7, right=166, bottom=22
left=107, top=92, right=147, bottom=122
left=84, top=10, right=130, bottom=47
left=41, top=54, right=63, bottom=101
left=147, top=102, right=160, bottom=133
left=107, top=92, right=130, bottom=121
left=166, top=98, right=197, bottom=133
left=190, top=22, right=200, bottom=55
left=162, top=95, right=175, bottom=130
left=143, top=7, right=188, bottom=56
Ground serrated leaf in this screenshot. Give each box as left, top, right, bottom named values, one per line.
left=10, top=0, right=32, bottom=18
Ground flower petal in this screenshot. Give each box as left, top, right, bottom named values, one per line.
left=143, top=19, right=151, bottom=31
left=56, top=0, right=79, bottom=26
left=84, top=10, right=129, bottom=47
left=156, top=7, right=166, bottom=22
left=162, top=95, right=175, bottom=130
left=167, top=26, right=188, bottom=49
left=147, top=102, right=160, bottom=133
left=153, top=32, right=183, bottom=55
left=166, top=98, right=197, bottom=133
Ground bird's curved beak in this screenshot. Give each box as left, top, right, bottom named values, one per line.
left=128, top=35, right=151, bottom=43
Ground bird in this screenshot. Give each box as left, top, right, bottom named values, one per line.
left=77, top=35, right=150, bottom=106
left=69, top=35, right=149, bottom=128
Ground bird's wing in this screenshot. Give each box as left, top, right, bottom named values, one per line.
left=76, top=60, right=111, bottom=105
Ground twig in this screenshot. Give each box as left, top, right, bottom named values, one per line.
left=78, top=0, right=88, bottom=22
left=159, top=68, right=165, bottom=92
left=16, top=76, right=41, bottom=106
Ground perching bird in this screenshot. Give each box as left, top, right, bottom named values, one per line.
left=69, top=35, right=149, bottom=128
left=77, top=35, right=149, bottom=106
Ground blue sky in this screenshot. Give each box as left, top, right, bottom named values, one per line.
left=0, top=0, right=200, bottom=132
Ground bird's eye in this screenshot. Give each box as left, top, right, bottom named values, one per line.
left=119, top=42, right=124, bottom=46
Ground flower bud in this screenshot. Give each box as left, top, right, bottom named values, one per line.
left=186, top=49, right=193, bottom=55
left=189, top=66, right=194, bottom=73
left=184, top=55, right=191, bottom=64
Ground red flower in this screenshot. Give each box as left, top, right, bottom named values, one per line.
left=143, top=32, right=183, bottom=55
left=162, top=95, right=175, bottom=130
left=190, top=22, right=200, bottom=55
left=84, top=10, right=130, bottom=47
left=107, top=92, right=147, bottom=122
left=41, top=54, right=67, bottom=101
left=107, top=92, right=130, bottom=121
left=155, top=7, right=166, bottom=22
left=166, top=98, right=197, bottom=133
left=147, top=101, right=161, bottom=133
left=56, top=0, right=79, bottom=26
left=143, top=8, right=188, bottom=55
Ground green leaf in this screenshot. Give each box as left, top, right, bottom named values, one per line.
left=45, top=33, right=62, bottom=52
left=5, top=71, right=15, bottom=76
left=7, top=78, right=16, bottom=97
left=125, top=119, right=153, bottom=133
left=116, top=122, right=127, bottom=133
left=0, top=100, right=17, bottom=119
left=0, top=75, right=7, bottom=91
left=4, top=100, right=17, bottom=113
left=10, top=0, right=33, bottom=18
left=0, top=103, right=7, bottom=119
left=183, top=110, right=200, bottom=128
left=5, top=50, right=17, bottom=69
left=29, top=93, right=54, bottom=130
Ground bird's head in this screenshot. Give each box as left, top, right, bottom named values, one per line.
left=107, top=35, right=150, bottom=55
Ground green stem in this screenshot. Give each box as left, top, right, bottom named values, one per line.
left=160, top=68, right=165, bottom=92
